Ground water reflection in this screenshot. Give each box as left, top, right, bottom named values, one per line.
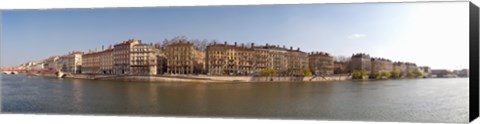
left=1, top=74, right=469, bottom=123
left=71, top=79, right=83, bottom=111
left=148, top=83, right=159, bottom=112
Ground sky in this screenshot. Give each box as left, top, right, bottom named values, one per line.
left=0, top=2, right=470, bottom=70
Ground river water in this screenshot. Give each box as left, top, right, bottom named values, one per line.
left=1, top=74, right=469, bottom=123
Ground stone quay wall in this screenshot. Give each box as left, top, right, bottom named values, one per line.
left=61, top=74, right=351, bottom=83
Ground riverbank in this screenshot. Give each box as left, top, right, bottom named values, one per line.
left=26, top=72, right=351, bottom=83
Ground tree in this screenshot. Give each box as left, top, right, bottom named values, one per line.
left=191, top=38, right=211, bottom=51
left=391, top=71, right=401, bottom=79
left=334, top=56, right=350, bottom=63
left=407, top=71, right=415, bottom=78
left=259, top=68, right=277, bottom=77
left=302, top=68, right=312, bottom=77
left=372, top=71, right=382, bottom=79
left=352, top=70, right=368, bottom=79
left=381, top=72, right=391, bottom=79
left=413, top=69, right=423, bottom=78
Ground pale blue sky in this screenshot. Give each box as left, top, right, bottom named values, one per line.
left=0, top=2, right=469, bottom=70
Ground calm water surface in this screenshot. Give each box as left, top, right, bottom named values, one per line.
left=1, top=74, right=469, bottom=123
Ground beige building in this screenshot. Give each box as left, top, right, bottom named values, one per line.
left=252, top=44, right=289, bottom=76
left=206, top=42, right=255, bottom=76
left=251, top=44, right=270, bottom=71
left=58, top=55, right=69, bottom=72
left=80, top=39, right=167, bottom=76
left=370, top=58, right=393, bottom=74
left=55, top=52, right=83, bottom=73
left=113, top=39, right=141, bottom=75
left=82, top=50, right=101, bottom=74
left=308, top=51, right=334, bottom=76
left=43, top=56, right=60, bottom=70
left=130, top=44, right=159, bottom=75
left=60, top=51, right=84, bottom=74
left=393, top=62, right=407, bottom=76
left=418, top=66, right=432, bottom=77
left=206, top=42, right=308, bottom=76
left=99, top=47, right=114, bottom=74
left=405, top=62, right=418, bottom=72
left=349, top=53, right=371, bottom=73
left=164, top=39, right=205, bottom=75
left=286, top=47, right=308, bottom=76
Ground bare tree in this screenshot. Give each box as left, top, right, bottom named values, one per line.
left=159, top=36, right=216, bottom=51
left=334, top=55, right=350, bottom=62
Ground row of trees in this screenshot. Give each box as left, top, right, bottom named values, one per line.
left=155, top=36, right=256, bottom=52
left=155, top=36, right=213, bottom=51
left=352, top=69, right=424, bottom=79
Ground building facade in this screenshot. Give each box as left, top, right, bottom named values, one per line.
left=99, top=47, right=113, bottom=74
left=130, top=44, right=159, bottom=75
left=206, top=42, right=308, bottom=76
left=164, top=40, right=204, bottom=75
left=431, top=69, right=454, bottom=78
left=456, top=69, right=469, bottom=77
left=393, top=62, right=407, bottom=76
left=113, top=39, right=141, bottom=75
left=206, top=42, right=255, bottom=76
left=68, top=52, right=83, bottom=74
left=405, top=62, right=418, bottom=73
left=55, top=52, right=83, bottom=74
left=286, top=47, right=308, bottom=76
left=348, top=53, right=371, bottom=73
left=58, top=55, right=69, bottom=73
left=308, top=51, right=334, bottom=76
left=370, top=58, right=393, bottom=74
left=59, top=51, right=84, bottom=74
left=43, top=56, right=60, bottom=70
left=252, top=44, right=289, bottom=76
left=418, top=66, right=432, bottom=77
left=82, top=51, right=101, bottom=74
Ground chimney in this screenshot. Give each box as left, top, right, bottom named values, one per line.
left=241, top=43, right=244, bottom=48
left=234, top=42, right=237, bottom=46
left=290, top=46, right=293, bottom=50
left=102, top=45, right=104, bottom=50
left=266, top=43, right=269, bottom=46
left=224, top=41, right=227, bottom=45
left=251, top=43, right=254, bottom=48
left=283, top=45, right=285, bottom=49
left=297, top=48, right=300, bottom=51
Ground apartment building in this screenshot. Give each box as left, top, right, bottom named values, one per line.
left=308, top=51, right=334, bottom=76
left=113, top=39, right=141, bottom=75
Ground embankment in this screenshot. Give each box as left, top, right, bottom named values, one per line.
left=59, top=74, right=351, bottom=83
